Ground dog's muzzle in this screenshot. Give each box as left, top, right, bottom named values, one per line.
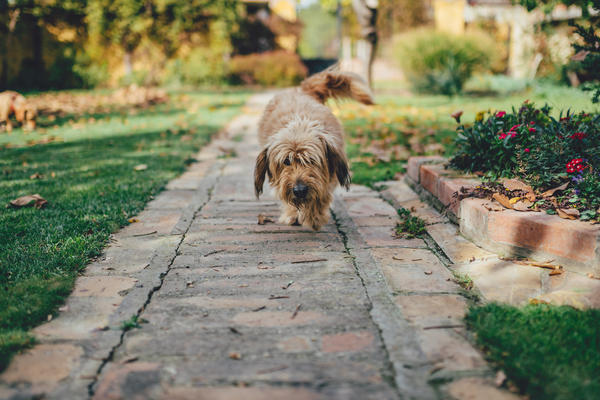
left=292, top=183, right=308, bottom=199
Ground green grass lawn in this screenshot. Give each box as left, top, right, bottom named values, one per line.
left=338, top=80, right=600, bottom=186
left=0, top=89, right=248, bottom=370
left=468, top=304, right=600, bottom=400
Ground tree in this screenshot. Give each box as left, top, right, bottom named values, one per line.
left=517, top=0, right=600, bottom=102
left=86, top=0, right=241, bottom=78
left=0, top=0, right=87, bottom=88
left=352, top=0, right=378, bottom=87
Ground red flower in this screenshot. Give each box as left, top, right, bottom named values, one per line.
left=529, top=121, right=535, bottom=125
left=570, top=132, right=587, bottom=140
left=496, top=111, right=506, bottom=118
left=498, top=132, right=507, bottom=140
left=509, top=124, right=521, bottom=132
left=511, top=132, right=517, bottom=138
left=529, top=127, right=536, bottom=133
left=566, top=158, right=586, bottom=174
left=524, top=148, right=530, bottom=153
left=560, top=116, right=570, bottom=122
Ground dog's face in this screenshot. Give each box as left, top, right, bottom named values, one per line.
left=254, top=119, right=350, bottom=206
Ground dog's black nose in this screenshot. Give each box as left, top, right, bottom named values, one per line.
left=293, top=183, right=308, bottom=198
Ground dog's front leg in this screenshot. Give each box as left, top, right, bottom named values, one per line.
left=279, top=203, right=301, bottom=226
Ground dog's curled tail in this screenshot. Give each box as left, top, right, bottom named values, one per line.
left=300, top=66, right=374, bottom=105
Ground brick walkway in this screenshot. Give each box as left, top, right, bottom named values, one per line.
left=0, top=94, right=518, bottom=400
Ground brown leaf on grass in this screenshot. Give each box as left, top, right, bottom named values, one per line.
left=451, top=110, right=463, bottom=123
left=500, top=178, right=534, bottom=193
left=541, top=182, right=569, bottom=198
left=8, top=194, right=48, bottom=209
left=29, top=172, right=43, bottom=180
left=557, top=208, right=578, bottom=220
left=128, top=217, right=140, bottom=223
left=257, top=214, right=274, bottom=225
left=133, top=164, right=148, bottom=171
left=492, top=193, right=513, bottom=209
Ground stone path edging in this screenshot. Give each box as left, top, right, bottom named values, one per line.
left=406, top=156, right=600, bottom=275
left=381, top=169, right=600, bottom=309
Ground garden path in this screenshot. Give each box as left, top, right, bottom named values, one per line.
left=0, top=94, right=518, bottom=400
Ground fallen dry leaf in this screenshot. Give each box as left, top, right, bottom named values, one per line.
left=557, top=208, right=577, bottom=220
left=559, top=208, right=580, bottom=219
left=229, top=352, right=242, bottom=360
left=133, top=164, right=148, bottom=171
left=502, top=257, right=563, bottom=272
left=482, top=202, right=505, bottom=212
left=257, top=214, right=274, bottom=225
left=509, top=197, right=521, bottom=205
left=492, top=193, right=513, bottom=209
left=8, top=194, right=48, bottom=209
left=512, top=200, right=534, bottom=212
left=572, top=50, right=590, bottom=61
left=549, top=269, right=563, bottom=276
left=500, top=178, right=534, bottom=193
left=587, top=273, right=600, bottom=280
left=541, top=182, right=569, bottom=198
left=29, top=172, right=43, bottom=180
left=424, top=271, right=433, bottom=275
left=128, top=217, right=140, bottom=223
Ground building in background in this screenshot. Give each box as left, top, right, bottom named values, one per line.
left=238, top=0, right=300, bottom=54
left=433, top=0, right=587, bottom=79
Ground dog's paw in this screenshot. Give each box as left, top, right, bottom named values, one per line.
left=278, top=214, right=299, bottom=226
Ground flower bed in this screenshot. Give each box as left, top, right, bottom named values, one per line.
left=450, top=102, right=600, bottom=221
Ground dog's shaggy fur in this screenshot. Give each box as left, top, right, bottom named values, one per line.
left=254, top=67, right=374, bottom=231
left=0, top=91, right=37, bottom=131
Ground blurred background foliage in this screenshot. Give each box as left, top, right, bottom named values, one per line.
left=0, top=0, right=598, bottom=97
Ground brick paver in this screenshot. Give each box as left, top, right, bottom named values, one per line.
left=0, top=94, right=518, bottom=400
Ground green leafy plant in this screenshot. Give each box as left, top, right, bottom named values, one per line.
left=392, top=29, right=495, bottom=95
left=120, top=315, right=144, bottom=332
left=396, top=207, right=426, bottom=238
left=450, top=102, right=600, bottom=218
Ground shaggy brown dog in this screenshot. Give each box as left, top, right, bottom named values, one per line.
left=254, top=67, right=374, bottom=231
left=0, top=91, right=37, bottom=131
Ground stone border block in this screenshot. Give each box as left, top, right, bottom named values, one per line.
left=407, top=157, right=600, bottom=274
left=407, top=156, right=445, bottom=183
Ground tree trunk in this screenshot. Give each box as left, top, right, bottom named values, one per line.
left=352, top=0, right=378, bottom=88
left=1, top=8, right=20, bottom=89
left=32, top=20, right=45, bottom=87
left=124, top=51, right=133, bottom=77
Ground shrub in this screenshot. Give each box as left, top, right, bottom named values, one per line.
left=229, top=50, right=308, bottom=87
left=450, top=102, right=600, bottom=216
left=392, top=29, right=495, bottom=95
left=163, top=47, right=228, bottom=87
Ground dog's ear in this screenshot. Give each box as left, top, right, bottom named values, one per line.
left=254, top=147, right=269, bottom=198
left=324, top=141, right=351, bottom=190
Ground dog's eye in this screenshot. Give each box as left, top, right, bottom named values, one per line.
left=283, top=158, right=291, bottom=166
